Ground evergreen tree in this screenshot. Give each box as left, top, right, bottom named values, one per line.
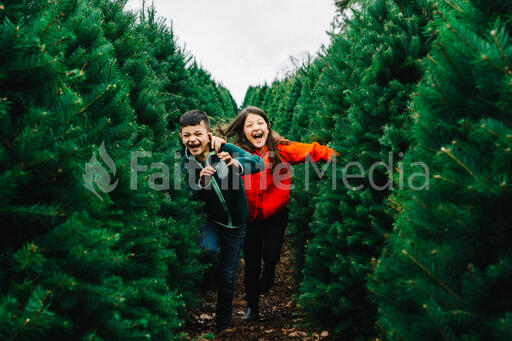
left=241, top=84, right=268, bottom=108
left=298, top=0, right=434, bottom=337
left=99, top=1, right=206, bottom=324
left=270, top=77, right=303, bottom=138
left=216, top=85, right=238, bottom=118
left=241, top=86, right=258, bottom=108
left=285, top=56, right=332, bottom=280
left=370, top=1, right=512, bottom=339
left=286, top=61, right=319, bottom=142
left=0, top=0, right=232, bottom=338
left=187, top=62, right=235, bottom=121
left=131, top=4, right=194, bottom=129
left=264, top=81, right=278, bottom=115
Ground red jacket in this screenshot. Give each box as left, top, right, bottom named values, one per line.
left=242, top=141, right=336, bottom=222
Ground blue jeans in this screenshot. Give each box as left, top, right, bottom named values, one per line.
left=199, top=221, right=246, bottom=324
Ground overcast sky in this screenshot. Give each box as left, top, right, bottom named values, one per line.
left=126, top=0, right=336, bottom=106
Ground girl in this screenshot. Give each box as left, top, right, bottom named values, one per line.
left=213, top=106, right=336, bottom=320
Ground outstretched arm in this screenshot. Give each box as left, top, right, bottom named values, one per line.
left=221, top=143, right=265, bottom=175
left=279, top=141, right=337, bottom=165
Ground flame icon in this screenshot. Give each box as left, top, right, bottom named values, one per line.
left=83, top=141, right=119, bottom=200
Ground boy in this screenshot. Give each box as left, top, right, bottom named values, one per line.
left=179, top=110, right=264, bottom=334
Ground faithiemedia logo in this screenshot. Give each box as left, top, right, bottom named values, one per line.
left=82, top=142, right=430, bottom=200
left=83, top=141, right=119, bottom=200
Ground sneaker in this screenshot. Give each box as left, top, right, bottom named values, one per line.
left=242, top=306, right=259, bottom=321
left=216, top=317, right=235, bottom=335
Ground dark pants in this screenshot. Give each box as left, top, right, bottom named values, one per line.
left=243, top=208, right=288, bottom=308
left=199, top=222, right=246, bottom=325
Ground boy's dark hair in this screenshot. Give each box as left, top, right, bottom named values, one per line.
left=180, top=110, right=210, bottom=130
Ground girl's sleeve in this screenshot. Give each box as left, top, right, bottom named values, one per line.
left=279, top=141, right=337, bottom=165
left=223, top=143, right=265, bottom=175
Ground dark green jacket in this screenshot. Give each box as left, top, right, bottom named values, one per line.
left=181, top=143, right=264, bottom=228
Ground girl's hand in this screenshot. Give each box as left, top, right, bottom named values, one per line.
left=199, top=165, right=216, bottom=186
left=217, top=151, right=242, bottom=172
left=209, top=134, right=226, bottom=152
left=217, top=151, right=235, bottom=167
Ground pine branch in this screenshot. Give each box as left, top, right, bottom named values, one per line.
left=490, top=29, right=511, bottom=71
left=73, top=83, right=115, bottom=119
left=442, top=0, right=463, bottom=13
left=443, top=22, right=511, bottom=76
left=436, top=41, right=464, bottom=79
left=388, top=197, right=404, bottom=213
left=9, top=57, right=58, bottom=73
left=407, top=279, right=457, bottom=310
left=32, top=290, right=51, bottom=326
left=430, top=75, right=449, bottom=102
left=432, top=174, right=466, bottom=192
left=378, top=309, right=406, bottom=341
left=10, top=318, right=30, bottom=341
left=423, top=303, right=450, bottom=341
left=2, top=204, right=65, bottom=218
left=426, top=54, right=438, bottom=65
left=42, top=11, right=64, bottom=34
left=402, top=249, right=466, bottom=304
left=440, top=146, right=475, bottom=178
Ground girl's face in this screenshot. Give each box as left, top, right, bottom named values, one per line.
left=243, top=113, right=269, bottom=151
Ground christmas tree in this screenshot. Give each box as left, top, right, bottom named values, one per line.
left=285, top=56, right=332, bottom=281
left=242, top=83, right=268, bottom=108
left=370, top=0, right=512, bottom=339
left=298, top=0, right=434, bottom=337
left=0, top=0, right=234, bottom=338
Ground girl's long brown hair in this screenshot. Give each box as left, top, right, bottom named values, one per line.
left=217, top=106, right=289, bottom=168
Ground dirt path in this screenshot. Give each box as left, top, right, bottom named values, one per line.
left=183, top=237, right=334, bottom=340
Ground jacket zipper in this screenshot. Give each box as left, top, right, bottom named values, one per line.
left=193, top=151, right=234, bottom=228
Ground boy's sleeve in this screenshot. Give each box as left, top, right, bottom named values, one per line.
left=279, top=141, right=337, bottom=165
left=222, top=143, right=264, bottom=175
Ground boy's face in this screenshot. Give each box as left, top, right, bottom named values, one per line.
left=180, top=121, right=211, bottom=160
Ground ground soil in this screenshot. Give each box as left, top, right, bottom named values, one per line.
left=182, top=237, right=337, bottom=341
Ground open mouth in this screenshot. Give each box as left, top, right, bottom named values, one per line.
left=252, top=132, right=264, bottom=143
left=188, top=143, right=201, bottom=152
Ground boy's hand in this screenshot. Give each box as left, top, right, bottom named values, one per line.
left=210, top=134, right=226, bottom=152
left=199, top=166, right=216, bottom=186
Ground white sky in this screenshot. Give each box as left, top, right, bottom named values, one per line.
left=126, top=0, right=336, bottom=106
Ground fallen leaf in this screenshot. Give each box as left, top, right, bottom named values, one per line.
left=289, top=331, right=308, bottom=338
left=265, top=329, right=275, bottom=334
left=282, top=327, right=295, bottom=334
left=199, top=313, right=214, bottom=320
